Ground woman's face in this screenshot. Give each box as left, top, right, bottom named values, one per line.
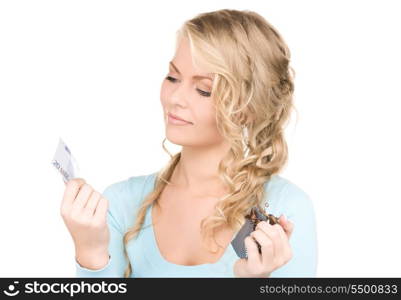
left=160, top=37, right=223, bottom=147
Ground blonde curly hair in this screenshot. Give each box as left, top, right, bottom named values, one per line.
left=122, top=8, right=296, bottom=277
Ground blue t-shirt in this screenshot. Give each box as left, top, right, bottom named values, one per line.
left=75, top=172, right=318, bottom=277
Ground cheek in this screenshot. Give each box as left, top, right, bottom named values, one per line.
left=160, top=81, right=167, bottom=103
left=160, top=81, right=170, bottom=110
left=194, top=103, right=218, bottom=130
left=195, top=107, right=223, bottom=144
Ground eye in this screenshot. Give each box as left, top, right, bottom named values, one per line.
left=165, top=76, right=211, bottom=97
left=196, top=88, right=211, bottom=97
left=165, top=76, right=178, bottom=83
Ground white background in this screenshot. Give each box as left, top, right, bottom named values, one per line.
left=0, top=0, right=400, bottom=277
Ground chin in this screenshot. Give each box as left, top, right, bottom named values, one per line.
left=166, top=132, right=192, bottom=146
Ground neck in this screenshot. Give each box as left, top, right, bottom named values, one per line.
left=171, top=141, right=231, bottom=192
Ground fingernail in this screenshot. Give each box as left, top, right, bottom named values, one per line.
left=281, top=213, right=287, bottom=221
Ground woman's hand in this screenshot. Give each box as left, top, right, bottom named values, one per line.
left=60, top=178, right=110, bottom=270
left=233, top=214, right=294, bottom=277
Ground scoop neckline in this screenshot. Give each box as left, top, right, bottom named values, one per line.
left=141, top=171, right=279, bottom=271
left=146, top=202, right=237, bottom=270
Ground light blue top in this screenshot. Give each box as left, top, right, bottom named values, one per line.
left=75, top=172, right=318, bottom=277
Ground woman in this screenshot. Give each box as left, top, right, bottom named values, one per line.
left=61, top=9, right=318, bottom=278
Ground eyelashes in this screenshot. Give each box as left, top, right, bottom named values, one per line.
left=165, top=76, right=211, bottom=97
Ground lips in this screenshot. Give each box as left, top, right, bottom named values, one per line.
left=168, top=112, right=193, bottom=124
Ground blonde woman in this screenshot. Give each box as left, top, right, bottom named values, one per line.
left=61, top=9, right=317, bottom=278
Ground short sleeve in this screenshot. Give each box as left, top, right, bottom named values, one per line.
left=75, top=183, right=129, bottom=277
left=269, top=182, right=318, bottom=277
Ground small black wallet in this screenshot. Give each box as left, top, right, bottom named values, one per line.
left=230, top=206, right=280, bottom=259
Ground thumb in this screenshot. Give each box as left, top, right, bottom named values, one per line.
left=279, top=214, right=294, bottom=239
left=234, top=257, right=250, bottom=277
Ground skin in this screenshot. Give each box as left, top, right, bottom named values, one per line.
left=61, top=178, right=111, bottom=270
left=160, top=36, right=230, bottom=191
left=159, top=36, right=295, bottom=277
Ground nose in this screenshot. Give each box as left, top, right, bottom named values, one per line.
left=168, top=80, right=189, bottom=108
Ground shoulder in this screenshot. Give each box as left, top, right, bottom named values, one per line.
left=101, top=171, right=158, bottom=228
left=102, top=171, right=157, bottom=199
left=263, top=174, right=315, bottom=219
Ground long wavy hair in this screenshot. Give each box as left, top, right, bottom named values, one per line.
left=122, top=8, right=297, bottom=277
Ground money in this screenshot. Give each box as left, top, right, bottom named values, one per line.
left=51, top=138, right=80, bottom=183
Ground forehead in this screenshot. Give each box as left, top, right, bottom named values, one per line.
left=170, top=37, right=214, bottom=81
left=169, top=61, right=214, bottom=81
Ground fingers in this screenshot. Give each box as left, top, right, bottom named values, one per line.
left=61, top=178, right=107, bottom=225
left=83, top=190, right=102, bottom=217
left=72, top=184, right=94, bottom=211
left=257, top=220, right=292, bottom=266
left=239, top=215, right=294, bottom=276
left=93, top=196, right=109, bottom=223
left=61, top=178, right=86, bottom=212
left=244, top=236, right=262, bottom=266
left=250, top=229, right=274, bottom=266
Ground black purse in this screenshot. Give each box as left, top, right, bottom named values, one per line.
left=231, top=206, right=280, bottom=258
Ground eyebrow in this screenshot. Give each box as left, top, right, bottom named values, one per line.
left=169, top=61, right=213, bottom=81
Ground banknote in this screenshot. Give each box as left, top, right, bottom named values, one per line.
left=51, top=138, right=80, bottom=184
